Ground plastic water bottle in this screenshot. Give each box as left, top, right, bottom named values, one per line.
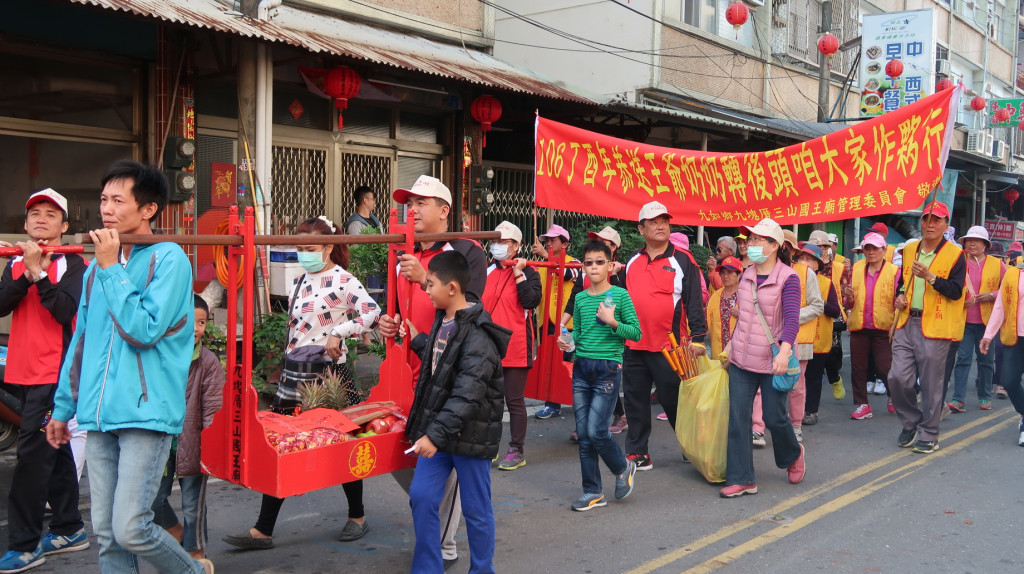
left=596, top=292, right=615, bottom=325
left=559, top=327, right=575, bottom=352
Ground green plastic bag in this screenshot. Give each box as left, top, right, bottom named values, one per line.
left=675, top=356, right=729, bottom=483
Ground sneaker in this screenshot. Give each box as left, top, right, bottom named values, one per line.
left=40, top=529, right=89, bottom=555
left=948, top=400, right=965, bottom=413
left=569, top=431, right=578, bottom=443
left=831, top=377, right=846, bottom=400
left=787, top=444, right=806, bottom=484
left=498, top=449, right=526, bottom=471
left=793, top=427, right=803, bottom=443
left=719, top=484, right=757, bottom=498
left=887, top=397, right=895, bottom=414
left=535, top=406, right=560, bottom=419
left=570, top=492, right=607, bottom=511
left=626, top=453, right=653, bottom=471
left=0, top=546, right=45, bottom=574
left=996, top=385, right=1008, bottom=399
left=897, top=428, right=919, bottom=448
left=851, top=404, right=873, bottom=420
left=752, top=431, right=766, bottom=448
left=650, top=391, right=658, bottom=404
left=656, top=412, right=668, bottom=421
left=614, top=461, right=637, bottom=500
left=980, top=399, right=992, bottom=410
left=912, top=439, right=939, bottom=454
left=940, top=403, right=952, bottom=421
left=609, top=415, right=628, bottom=434
left=874, top=381, right=887, bottom=395
left=866, top=380, right=876, bottom=394
left=1018, top=417, right=1024, bottom=446
left=802, top=413, right=818, bottom=426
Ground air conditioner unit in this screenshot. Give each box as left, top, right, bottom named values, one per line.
left=935, top=59, right=951, bottom=76
left=993, top=140, right=1006, bottom=158
left=966, top=130, right=988, bottom=153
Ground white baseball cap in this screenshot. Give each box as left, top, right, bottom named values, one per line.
left=587, top=226, right=621, bottom=248
left=740, top=218, right=785, bottom=246
left=827, top=233, right=840, bottom=245
left=638, top=200, right=673, bottom=222
left=26, top=188, right=68, bottom=216
left=494, top=221, right=523, bottom=243
left=393, top=175, right=453, bottom=206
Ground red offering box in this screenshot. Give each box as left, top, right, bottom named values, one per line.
left=202, top=342, right=416, bottom=499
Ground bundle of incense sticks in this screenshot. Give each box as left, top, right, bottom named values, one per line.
left=663, top=332, right=703, bottom=380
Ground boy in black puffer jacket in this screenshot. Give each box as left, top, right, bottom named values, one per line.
left=402, top=250, right=510, bottom=574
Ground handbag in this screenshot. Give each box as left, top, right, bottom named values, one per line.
left=750, top=283, right=801, bottom=392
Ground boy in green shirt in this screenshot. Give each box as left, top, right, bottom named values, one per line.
left=557, top=240, right=642, bottom=511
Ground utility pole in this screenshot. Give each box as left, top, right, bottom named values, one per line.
left=816, top=0, right=832, bottom=123
left=237, top=0, right=258, bottom=209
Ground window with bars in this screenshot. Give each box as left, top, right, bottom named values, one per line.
left=271, top=145, right=328, bottom=233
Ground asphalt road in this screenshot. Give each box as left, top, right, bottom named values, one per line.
left=2, top=342, right=1023, bottom=573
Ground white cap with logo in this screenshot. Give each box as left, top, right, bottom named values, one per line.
left=26, top=188, right=68, bottom=216
left=638, top=201, right=673, bottom=222
left=494, top=221, right=523, bottom=243
left=393, top=175, right=453, bottom=206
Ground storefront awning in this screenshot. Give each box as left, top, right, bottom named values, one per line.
left=70, top=0, right=595, bottom=103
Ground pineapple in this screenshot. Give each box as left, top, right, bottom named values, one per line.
left=321, top=367, right=360, bottom=410
left=298, top=379, right=328, bottom=412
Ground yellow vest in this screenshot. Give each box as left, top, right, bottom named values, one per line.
left=972, top=255, right=1004, bottom=324
left=999, top=266, right=1020, bottom=346
left=795, top=264, right=816, bottom=344
left=897, top=240, right=967, bottom=340
left=884, top=244, right=895, bottom=264
left=539, top=254, right=577, bottom=329
left=811, top=273, right=835, bottom=353
left=706, top=290, right=737, bottom=358
left=830, top=260, right=848, bottom=321
left=849, top=259, right=899, bottom=332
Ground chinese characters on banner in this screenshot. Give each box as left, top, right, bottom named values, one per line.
left=989, top=98, right=1024, bottom=127
left=534, top=87, right=959, bottom=226
left=211, top=162, right=237, bottom=208
left=859, top=10, right=935, bottom=118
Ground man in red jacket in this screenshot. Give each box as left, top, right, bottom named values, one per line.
left=378, top=175, right=487, bottom=570
left=0, top=190, right=88, bottom=573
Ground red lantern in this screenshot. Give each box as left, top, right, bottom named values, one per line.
left=994, top=107, right=1012, bottom=124
left=324, top=66, right=361, bottom=129
left=817, top=33, right=839, bottom=59
left=725, top=1, right=749, bottom=30
left=971, top=96, right=987, bottom=112
left=885, top=58, right=904, bottom=78
left=936, top=78, right=954, bottom=92
left=470, top=95, right=502, bottom=148
left=1006, top=188, right=1019, bottom=210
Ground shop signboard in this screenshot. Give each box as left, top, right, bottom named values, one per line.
left=859, top=10, right=936, bottom=118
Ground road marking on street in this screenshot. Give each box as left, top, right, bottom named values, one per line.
left=623, top=410, right=1015, bottom=574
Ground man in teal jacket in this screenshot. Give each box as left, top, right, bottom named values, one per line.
left=46, top=161, right=211, bottom=574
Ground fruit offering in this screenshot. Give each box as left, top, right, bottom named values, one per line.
left=266, top=428, right=352, bottom=454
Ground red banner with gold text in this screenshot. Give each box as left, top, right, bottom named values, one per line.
left=534, top=87, right=960, bottom=226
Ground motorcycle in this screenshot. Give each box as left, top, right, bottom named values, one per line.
left=0, top=334, right=20, bottom=451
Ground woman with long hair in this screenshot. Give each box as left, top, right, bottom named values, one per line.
left=719, top=218, right=806, bottom=498
left=223, top=215, right=381, bottom=548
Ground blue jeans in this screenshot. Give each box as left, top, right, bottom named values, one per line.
left=725, top=365, right=801, bottom=486
left=409, top=452, right=494, bottom=574
left=999, top=338, right=1024, bottom=418
left=86, top=429, right=205, bottom=574
left=572, top=357, right=627, bottom=494
left=153, top=468, right=209, bottom=553
left=951, top=322, right=994, bottom=403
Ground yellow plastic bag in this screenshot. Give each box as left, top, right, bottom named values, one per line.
left=675, top=356, right=729, bottom=483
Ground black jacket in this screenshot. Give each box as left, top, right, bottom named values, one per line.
left=406, top=302, right=511, bottom=459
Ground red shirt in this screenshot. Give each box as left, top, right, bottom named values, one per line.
left=621, top=245, right=707, bottom=352
left=0, top=254, right=87, bottom=385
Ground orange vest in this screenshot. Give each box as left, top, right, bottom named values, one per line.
left=830, top=260, right=848, bottom=321
left=795, top=264, right=816, bottom=344
left=999, top=267, right=1020, bottom=346
left=706, top=289, right=737, bottom=358
left=849, top=259, right=899, bottom=332
left=884, top=244, right=895, bottom=264
left=896, top=240, right=967, bottom=340
left=811, top=273, right=835, bottom=353
left=539, top=254, right=577, bottom=329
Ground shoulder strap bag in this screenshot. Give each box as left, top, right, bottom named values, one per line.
left=750, top=282, right=801, bottom=392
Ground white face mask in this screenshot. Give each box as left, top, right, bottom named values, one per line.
left=490, top=243, right=511, bottom=260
